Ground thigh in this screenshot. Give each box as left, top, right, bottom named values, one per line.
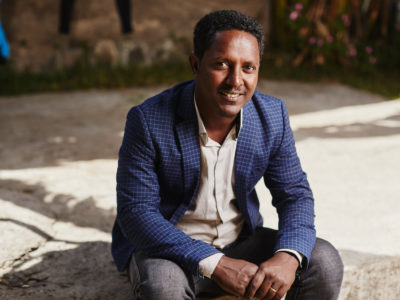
left=128, top=251, right=196, bottom=300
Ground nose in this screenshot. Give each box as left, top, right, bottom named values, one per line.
left=226, top=66, right=243, bottom=88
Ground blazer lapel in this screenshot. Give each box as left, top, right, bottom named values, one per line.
left=175, top=82, right=201, bottom=206
left=235, top=100, right=258, bottom=213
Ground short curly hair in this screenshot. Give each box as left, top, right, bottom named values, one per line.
left=193, top=10, right=264, bottom=60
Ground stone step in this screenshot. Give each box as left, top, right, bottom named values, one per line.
left=339, top=250, right=400, bottom=300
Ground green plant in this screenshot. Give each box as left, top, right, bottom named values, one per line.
left=270, top=0, right=400, bottom=71
left=0, top=60, right=193, bottom=96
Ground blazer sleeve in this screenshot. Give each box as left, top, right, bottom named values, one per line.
left=263, top=101, right=316, bottom=266
left=116, top=106, right=220, bottom=275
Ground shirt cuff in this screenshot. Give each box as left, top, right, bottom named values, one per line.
left=275, top=249, right=304, bottom=268
left=199, top=253, right=224, bottom=278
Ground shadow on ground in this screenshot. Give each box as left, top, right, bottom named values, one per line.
left=294, top=114, right=400, bottom=141
left=0, top=241, right=130, bottom=300
left=0, top=83, right=388, bottom=170
left=0, top=90, right=146, bottom=170
left=0, top=179, right=115, bottom=233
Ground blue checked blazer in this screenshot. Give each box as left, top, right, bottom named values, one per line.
left=112, top=80, right=316, bottom=275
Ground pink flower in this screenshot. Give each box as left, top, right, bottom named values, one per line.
left=295, top=3, right=303, bottom=11
left=317, top=39, right=324, bottom=46
left=369, top=56, right=377, bottom=64
left=326, top=35, right=334, bottom=43
left=289, top=11, right=299, bottom=20
left=308, top=36, right=316, bottom=45
left=348, top=45, right=357, bottom=57
left=341, top=14, right=350, bottom=27
left=365, top=46, right=373, bottom=54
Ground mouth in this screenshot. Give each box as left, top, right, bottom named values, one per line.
left=219, top=90, right=244, bottom=101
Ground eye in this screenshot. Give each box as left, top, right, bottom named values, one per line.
left=214, top=61, right=229, bottom=69
left=243, top=65, right=257, bottom=73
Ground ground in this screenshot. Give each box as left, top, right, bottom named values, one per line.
left=1, top=80, right=399, bottom=299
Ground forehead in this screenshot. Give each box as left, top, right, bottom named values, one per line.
left=206, top=30, right=260, bottom=62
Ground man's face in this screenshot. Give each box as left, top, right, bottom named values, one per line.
left=190, top=29, right=260, bottom=120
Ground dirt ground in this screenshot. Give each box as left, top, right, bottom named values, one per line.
left=1, top=80, right=399, bottom=299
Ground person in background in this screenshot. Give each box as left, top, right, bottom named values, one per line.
left=59, top=0, right=133, bottom=34
left=0, top=0, right=10, bottom=63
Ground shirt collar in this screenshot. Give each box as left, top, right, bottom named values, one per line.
left=194, top=95, right=242, bottom=145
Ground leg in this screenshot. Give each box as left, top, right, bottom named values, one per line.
left=128, top=251, right=196, bottom=300
left=115, top=0, right=133, bottom=33
left=59, top=0, right=75, bottom=34
left=286, top=238, right=344, bottom=300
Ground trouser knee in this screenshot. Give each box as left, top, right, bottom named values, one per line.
left=309, top=238, right=344, bottom=291
left=140, top=283, right=191, bottom=300
left=128, top=252, right=195, bottom=300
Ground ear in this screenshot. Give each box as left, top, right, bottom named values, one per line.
left=189, top=52, right=200, bottom=76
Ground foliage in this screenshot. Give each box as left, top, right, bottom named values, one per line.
left=259, top=53, right=400, bottom=99
left=270, top=0, right=400, bottom=71
left=0, top=60, right=193, bottom=96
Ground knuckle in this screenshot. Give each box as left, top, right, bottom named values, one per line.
left=274, top=274, right=285, bottom=284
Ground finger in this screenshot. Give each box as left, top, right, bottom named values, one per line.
left=272, top=280, right=292, bottom=300
left=263, top=285, right=281, bottom=300
left=254, top=279, right=273, bottom=299
left=245, top=270, right=266, bottom=299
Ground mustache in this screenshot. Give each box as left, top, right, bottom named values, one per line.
left=218, top=86, right=245, bottom=94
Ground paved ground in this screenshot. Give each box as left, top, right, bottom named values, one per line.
left=0, top=80, right=399, bottom=299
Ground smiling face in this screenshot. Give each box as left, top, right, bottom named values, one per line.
left=190, top=29, right=260, bottom=123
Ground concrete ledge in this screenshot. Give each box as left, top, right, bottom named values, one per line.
left=340, top=250, right=400, bottom=300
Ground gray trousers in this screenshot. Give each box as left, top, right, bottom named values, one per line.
left=128, top=228, right=344, bottom=300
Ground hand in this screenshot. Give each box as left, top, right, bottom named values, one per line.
left=245, top=252, right=298, bottom=300
left=211, top=255, right=258, bottom=297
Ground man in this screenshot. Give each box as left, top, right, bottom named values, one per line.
left=112, top=10, right=343, bottom=300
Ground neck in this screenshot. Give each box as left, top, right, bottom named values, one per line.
left=194, top=90, right=239, bottom=144
left=201, top=112, right=237, bottom=144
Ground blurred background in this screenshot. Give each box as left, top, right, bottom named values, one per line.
left=0, top=0, right=399, bottom=97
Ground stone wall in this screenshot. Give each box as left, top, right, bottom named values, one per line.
left=0, top=0, right=270, bottom=72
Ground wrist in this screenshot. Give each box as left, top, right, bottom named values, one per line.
left=273, top=251, right=300, bottom=270
left=275, top=249, right=303, bottom=268
left=199, top=253, right=224, bottom=278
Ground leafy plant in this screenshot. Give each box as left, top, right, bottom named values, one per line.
left=270, top=0, right=400, bottom=70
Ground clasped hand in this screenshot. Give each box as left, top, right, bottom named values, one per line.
left=211, top=252, right=298, bottom=300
